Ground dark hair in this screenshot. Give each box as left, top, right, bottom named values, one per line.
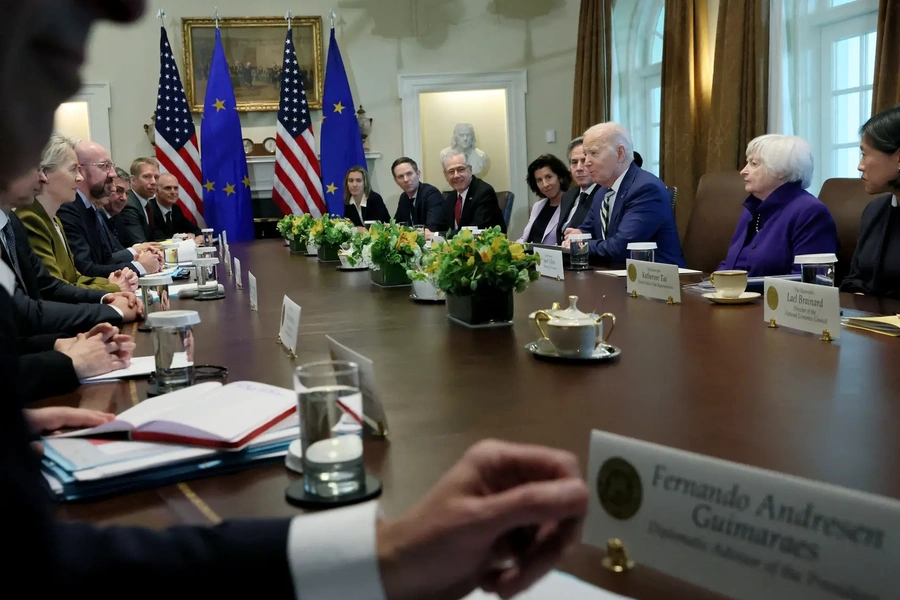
left=633, top=151, right=644, bottom=168
left=526, top=154, right=572, bottom=197
left=391, top=157, right=419, bottom=176
left=343, top=166, right=370, bottom=202
left=860, top=105, right=900, bottom=155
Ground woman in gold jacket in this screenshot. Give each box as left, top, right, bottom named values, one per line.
left=17, top=133, right=133, bottom=294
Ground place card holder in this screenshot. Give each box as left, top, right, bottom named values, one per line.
left=767, top=315, right=834, bottom=342
left=601, top=538, right=635, bottom=573
left=629, top=286, right=676, bottom=306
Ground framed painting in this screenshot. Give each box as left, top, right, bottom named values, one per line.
left=182, top=16, right=324, bottom=112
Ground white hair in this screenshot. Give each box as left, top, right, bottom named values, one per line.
left=440, top=151, right=471, bottom=170
left=583, top=122, right=634, bottom=162
left=40, top=132, right=77, bottom=173
left=745, top=134, right=814, bottom=189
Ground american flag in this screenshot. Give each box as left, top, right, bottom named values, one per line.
left=272, top=28, right=325, bottom=217
left=155, top=26, right=204, bottom=225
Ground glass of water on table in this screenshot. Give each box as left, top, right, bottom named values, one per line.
left=295, top=360, right=366, bottom=498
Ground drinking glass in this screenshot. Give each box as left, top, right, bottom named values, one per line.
left=569, top=233, right=591, bottom=270
left=295, top=360, right=365, bottom=498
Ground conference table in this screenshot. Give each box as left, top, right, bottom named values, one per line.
left=44, top=239, right=900, bottom=599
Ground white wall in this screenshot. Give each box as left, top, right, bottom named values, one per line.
left=81, top=0, right=580, bottom=234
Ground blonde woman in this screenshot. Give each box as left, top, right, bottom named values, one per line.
left=343, top=166, right=389, bottom=228
left=17, top=133, right=135, bottom=293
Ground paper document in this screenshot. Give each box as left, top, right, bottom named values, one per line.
left=463, top=571, right=633, bottom=600
left=597, top=267, right=702, bottom=277
left=80, top=356, right=155, bottom=383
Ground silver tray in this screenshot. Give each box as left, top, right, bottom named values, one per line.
left=525, top=340, right=621, bottom=363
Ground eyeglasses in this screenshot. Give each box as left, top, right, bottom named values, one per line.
left=444, top=166, right=470, bottom=176
left=83, top=161, right=115, bottom=171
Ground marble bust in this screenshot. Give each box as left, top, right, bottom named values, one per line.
left=440, top=123, right=489, bottom=176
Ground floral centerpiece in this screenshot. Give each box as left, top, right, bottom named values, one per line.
left=367, top=221, right=425, bottom=287
left=310, top=216, right=355, bottom=262
left=340, top=228, right=371, bottom=269
left=277, top=214, right=315, bottom=253
left=428, top=227, right=540, bottom=324
left=407, top=249, right=445, bottom=301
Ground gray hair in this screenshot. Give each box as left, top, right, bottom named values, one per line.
left=583, top=123, right=634, bottom=162
left=567, top=136, right=584, bottom=161
left=440, top=151, right=471, bottom=171
left=40, top=132, right=77, bottom=173
left=115, top=167, right=130, bottom=180
left=745, top=134, right=814, bottom=189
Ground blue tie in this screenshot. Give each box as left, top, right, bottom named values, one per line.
left=2, top=221, right=23, bottom=286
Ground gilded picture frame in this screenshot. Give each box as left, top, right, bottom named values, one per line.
left=182, top=16, right=324, bottom=113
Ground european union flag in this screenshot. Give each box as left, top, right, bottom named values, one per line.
left=200, top=28, right=254, bottom=242
left=320, top=28, right=366, bottom=217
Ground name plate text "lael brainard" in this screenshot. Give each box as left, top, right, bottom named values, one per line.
left=764, top=277, right=841, bottom=340
left=584, top=430, right=898, bottom=600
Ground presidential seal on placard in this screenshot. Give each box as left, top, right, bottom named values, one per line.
left=766, top=286, right=779, bottom=311
left=627, top=264, right=638, bottom=282
left=596, top=457, right=643, bottom=520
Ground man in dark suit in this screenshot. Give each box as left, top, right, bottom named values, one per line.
left=0, top=172, right=142, bottom=335
left=119, top=157, right=164, bottom=246
left=440, top=151, right=506, bottom=233
left=391, top=157, right=448, bottom=234
left=59, top=141, right=161, bottom=279
left=563, top=123, right=685, bottom=267
left=556, top=136, right=601, bottom=243
left=152, top=173, right=202, bottom=239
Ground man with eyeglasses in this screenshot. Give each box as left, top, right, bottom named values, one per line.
left=57, top=142, right=161, bottom=279
left=440, top=152, right=506, bottom=234
left=119, top=156, right=163, bottom=246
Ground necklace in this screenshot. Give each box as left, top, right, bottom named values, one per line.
left=753, top=213, right=762, bottom=233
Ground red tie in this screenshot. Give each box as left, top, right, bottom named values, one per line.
left=455, top=193, right=463, bottom=227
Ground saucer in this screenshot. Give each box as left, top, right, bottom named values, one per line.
left=336, top=265, right=368, bottom=271
left=525, top=340, right=621, bottom=363
left=410, top=293, right=445, bottom=303
left=702, top=291, right=761, bottom=305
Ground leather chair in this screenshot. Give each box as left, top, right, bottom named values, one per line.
left=817, top=178, right=878, bottom=286
left=681, top=171, right=747, bottom=273
left=497, top=191, right=515, bottom=227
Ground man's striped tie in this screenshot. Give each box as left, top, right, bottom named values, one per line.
left=599, top=189, right=614, bottom=240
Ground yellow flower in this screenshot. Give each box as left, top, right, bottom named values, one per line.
left=480, top=249, right=493, bottom=263
left=467, top=256, right=475, bottom=267
left=509, top=242, right=526, bottom=261
left=491, top=236, right=504, bottom=254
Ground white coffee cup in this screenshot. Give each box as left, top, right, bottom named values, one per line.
left=710, top=270, right=748, bottom=298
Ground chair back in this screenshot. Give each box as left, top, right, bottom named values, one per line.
left=817, top=178, right=878, bottom=285
left=497, top=191, right=515, bottom=227
left=682, top=171, right=747, bottom=273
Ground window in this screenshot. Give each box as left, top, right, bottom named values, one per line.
left=612, top=0, right=664, bottom=176
left=769, top=0, right=878, bottom=193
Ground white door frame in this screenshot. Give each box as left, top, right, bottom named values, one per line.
left=397, top=71, right=528, bottom=226
left=70, top=82, right=112, bottom=152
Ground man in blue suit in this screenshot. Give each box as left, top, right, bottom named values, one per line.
left=563, top=123, right=685, bottom=267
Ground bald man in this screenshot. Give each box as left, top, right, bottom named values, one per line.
left=151, top=173, right=201, bottom=240
left=57, top=141, right=161, bottom=278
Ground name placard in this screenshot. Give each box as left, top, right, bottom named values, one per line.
left=625, top=259, right=681, bottom=303
left=584, top=430, right=899, bottom=600
left=534, top=247, right=565, bottom=280
left=278, top=295, right=301, bottom=358
left=234, top=257, right=243, bottom=289
left=326, top=335, right=390, bottom=438
left=763, top=278, right=840, bottom=340
left=248, top=272, right=258, bottom=311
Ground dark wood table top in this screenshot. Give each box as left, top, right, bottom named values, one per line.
left=46, top=239, right=900, bottom=599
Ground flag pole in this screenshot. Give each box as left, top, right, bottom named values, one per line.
left=329, top=8, right=337, bottom=29
left=157, top=8, right=166, bottom=23
left=285, top=10, right=292, bottom=30
left=214, top=7, right=220, bottom=29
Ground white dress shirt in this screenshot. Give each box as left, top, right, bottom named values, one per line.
left=287, top=501, right=386, bottom=600
left=0, top=210, right=11, bottom=258
left=352, top=195, right=368, bottom=224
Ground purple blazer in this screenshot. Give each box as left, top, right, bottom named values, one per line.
left=518, top=198, right=561, bottom=245
left=718, top=182, right=838, bottom=276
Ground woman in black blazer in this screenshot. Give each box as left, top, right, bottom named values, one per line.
left=343, top=166, right=390, bottom=228
left=841, top=106, right=900, bottom=298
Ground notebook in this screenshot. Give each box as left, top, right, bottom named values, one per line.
left=841, top=315, right=900, bottom=337
left=52, top=381, right=297, bottom=450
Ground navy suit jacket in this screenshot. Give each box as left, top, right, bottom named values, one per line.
left=441, top=176, right=506, bottom=234
left=0, top=286, right=295, bottom=595
left=394, top=182, right=448, bottom=232
left=150, top=200, right=202, bottom=238
left=579, top=163, right=685, bottom=267
left=57, top=197, right=135, bottom=278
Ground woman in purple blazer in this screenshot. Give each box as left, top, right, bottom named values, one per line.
left=519, top=154, right=571, bottom=245
left=718, top=135, right=838, bottom=276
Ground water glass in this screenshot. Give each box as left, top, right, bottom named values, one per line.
left=627, top=242, right=657, bottom=263
left=569, top=233, right=591, bottom=270
left=795, top=253, right=837, bottom=287
left=146, top=310, right=200, bottom=392
left=295, top=361, right=365, bottom=498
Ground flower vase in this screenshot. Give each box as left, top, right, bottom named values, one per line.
left=370, top=262, right=411, bottom=287
left=288, top=238, right=305, bottom=253
left=446, top=287, right=514, bottom=326
left=317, top=242, right=340, bottom=262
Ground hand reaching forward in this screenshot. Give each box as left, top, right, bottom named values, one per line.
left=376, top=439, right=589, bottom=600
